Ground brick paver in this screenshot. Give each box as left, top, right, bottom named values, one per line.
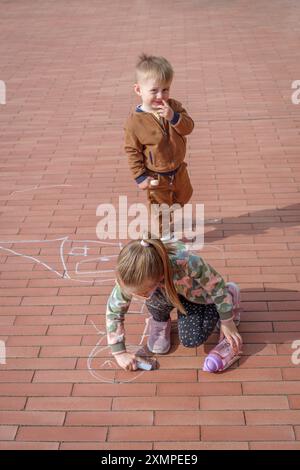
left=1, top=0, right=300, bottom=450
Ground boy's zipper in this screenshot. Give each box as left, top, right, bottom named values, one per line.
left=150, top=113, right=168, bottom=137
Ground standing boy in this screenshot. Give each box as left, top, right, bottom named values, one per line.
left=124, top=53, right=194, bottom=239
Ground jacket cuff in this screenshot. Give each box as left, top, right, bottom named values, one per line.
left=219, top=306, right=234, bottom=320
left=135, top=173, right=148, bottom=184
left=220, top=315, right=234, bottom=323
left=111, top=342, right=126, bottom=355
left=170, top=112, right=180, bottom=125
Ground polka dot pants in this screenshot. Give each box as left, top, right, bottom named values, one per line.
left=146, top=288, right=219, bottom=348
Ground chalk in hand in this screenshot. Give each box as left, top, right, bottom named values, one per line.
left=150, top=179, right=159, bottom=186
left=136, top=360, right=154, bottom=371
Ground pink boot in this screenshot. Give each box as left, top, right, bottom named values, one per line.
left=147, top=318, right=171, bottom=354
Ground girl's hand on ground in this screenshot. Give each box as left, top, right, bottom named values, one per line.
left=138, top=177, right=153, bottom=190
left=114, top=352, right=137, bottom=371
left=220, top=319, right=243, bottom=353
left=157, top=100, right=174, bottom=121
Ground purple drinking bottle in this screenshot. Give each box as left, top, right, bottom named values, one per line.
left=203, top=338, right=241, bottom=373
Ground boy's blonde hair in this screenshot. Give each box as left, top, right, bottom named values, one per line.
left=116, top=237, right=186, bottom=315
left=135, top=53, right=174, bottom=84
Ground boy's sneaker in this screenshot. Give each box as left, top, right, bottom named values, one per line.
left=147, top=318, right=171, bottom=354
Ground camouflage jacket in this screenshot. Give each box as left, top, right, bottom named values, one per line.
left=106, top=242, right=234, bottom=354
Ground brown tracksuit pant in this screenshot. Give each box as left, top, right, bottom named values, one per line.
left=146, top=162, right=193, bottom=238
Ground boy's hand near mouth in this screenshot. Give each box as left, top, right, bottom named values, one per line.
left=156, top=99, right=175, bottom=121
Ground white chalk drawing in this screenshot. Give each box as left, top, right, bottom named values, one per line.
left=87, top=303, right=153, bottom=384
left=0, top=231, right=225, bottom=382
left=9, top=184, right=73, bottom=196
left=0, top=237, right=122, bottom=284
left=0, top=235, right=155, bottom=381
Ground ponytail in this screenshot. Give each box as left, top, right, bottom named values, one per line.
left=145, top=238, right=186, bottom=315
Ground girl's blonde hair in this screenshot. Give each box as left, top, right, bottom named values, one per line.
left=135, top=53, right=174, bottom=84
left=117, top=237, right=186, bottom=315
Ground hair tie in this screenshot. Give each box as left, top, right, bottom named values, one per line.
left=140, top=239, right=150, bottom=247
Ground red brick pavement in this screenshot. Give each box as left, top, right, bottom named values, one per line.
left=0, top=0, right=300, bottom=450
